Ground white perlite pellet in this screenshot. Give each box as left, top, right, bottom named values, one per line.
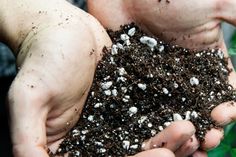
left=120, top=34, right=130, bottom=41
left=112, top=89, right=118, bottom=96
left=138, top=116, right=148, bottom=124
left=122, top=140, right=130, bottom=150
left=147, top=73, right=154, bottom=78
left=99, top=148, right=106, bottom=153
left=148, top=122, right=152, bottom=128
left=91, top=91, right=95, bottom=97
left=162, top=88, right=169, bottom=95
left=151, top=129, right=157, bottom=136
left=57, top=148, right=62, bottom=153
left=80, top=135, right=86, bottom=140
left=191, top=111, right=198, bottom=119
left=104, top=90, right=112, bottom=96
left=185, top=111, right=191, bottom=120
left=174, top=82, right=179, bottom=88
left=122, top=98, right=128, bottom=102
left=117, top=77, right=127, bottom=82
left=111, top=44, right=118, bottom=55
left=159, top=45, right=165, bottom=52
left=125, top=40, right=131, bottom=46
left=140, top=36, right=157, bottom=50
left=190, top=77, right=199, bottom=86
left=129, top=106, right=138, bottom=115
left=164, top=122, right=171, bottom=127
left=110, top=56, right=115, bottom=64
left=120, top=34, right=131, bottom=46
left=148, top=122, right=153, bottom=128
left=118, top=67, right=127, bottom=76
left=122, top=96, right=129, bottom=102
left=138, top=83, right=147, bottom=90
left=195, top=53, right=201, bottom=57
left=128, top=27, right=136, bottom=36
left=81, top=130, right=89, bottom=134
left=175, top=58, right=180, bottom=62
left=121, top=87, right=128, bottom=93
left=117, top=43, right=124, bottom=49
left=87, top=115, right=94, bottom=122
left=173, top=113, right=183, bottom=121
left=74, top=151, right=81, bottom=156
left=95, top=141, right=103, bottom=146
left=130, top=144, right=139, bottom=149
left=101, top=81, right=113, bottom=90
left=103, top=75, right=110, bottom=80
left=158, top=126, right=164, bottom=131
left=72, top=129, right=80, bottom=136
left=217, top=49, right=224, bottom=59
left=94, top=103, right=103, bottom=108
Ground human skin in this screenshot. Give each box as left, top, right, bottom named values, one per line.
left=88, top=0, right=236, bottom=156
left=0, top=0, right=198, bottom=157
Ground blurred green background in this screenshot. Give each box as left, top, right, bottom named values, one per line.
left=208, top=27, right=236, bottom=157
left=208, top=122, right=236, bottom=157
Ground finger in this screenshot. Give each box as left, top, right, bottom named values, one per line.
left=8, top=81, right=49, bottom=157
left=142, top=121, right=195, bottom=152
left=192, top=150, right=208, bottom=157
left=201, top=128, right=223, bottom=150
left=47, top=139, right=64, bottom=154
left=175, top=135, right=199, bottom=157
left=131, top=148, right=175, bottom=157
left=211, top=101, right=236, bottom=125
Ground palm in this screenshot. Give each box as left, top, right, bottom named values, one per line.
left=8, top=4, right=111, bottom=156
left=88, top=0, right=236, bottom=155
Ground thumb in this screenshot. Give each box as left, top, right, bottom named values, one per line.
left=132, top=148, right=175, bottom=157
left=8, top=79, right=49, bottom=157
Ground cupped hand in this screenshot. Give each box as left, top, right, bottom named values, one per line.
left=6, top=0, right=111, bottom=156
left=88, top=0, right=236, bottom=156
left=4, top=1, right=179, bottom=157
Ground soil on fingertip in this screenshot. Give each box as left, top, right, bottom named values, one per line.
left=55, top=24, right=236, bottom=157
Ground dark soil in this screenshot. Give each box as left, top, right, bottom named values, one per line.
left=55, top=24, right=236, bottom=157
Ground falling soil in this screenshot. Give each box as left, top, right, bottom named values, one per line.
left=55, top=24, right=236, bottom=157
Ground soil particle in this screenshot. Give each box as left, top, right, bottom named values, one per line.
left=55, top=24, right=236, bottom=157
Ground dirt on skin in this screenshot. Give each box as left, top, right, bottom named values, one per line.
left=55, top=24, right=236, bottom=157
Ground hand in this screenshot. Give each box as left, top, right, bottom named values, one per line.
left=4, top=0, right=111, bottom=156
left=88, top=0, right=236, bottom=156
left=2, top=0, right=177, bottom=157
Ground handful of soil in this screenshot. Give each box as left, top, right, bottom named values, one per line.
left=56, top=24, right=236, bottom=157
